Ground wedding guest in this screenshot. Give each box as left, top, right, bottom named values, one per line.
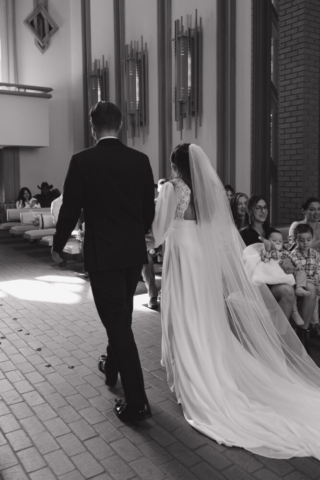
left=34, top=182, right=60, bottom=208
left=224, top=184, right=234, bottom=201
left=288, top=197, right=320, bottom=339
left=230, top=193, right=249, bottom=230
left=288, top=197, right=320, bottom=251
left=16, top=187, right=40, bottom=209
left=290, top=224, right=319, bottom=352
left=241, top=194, right=295, bottom=319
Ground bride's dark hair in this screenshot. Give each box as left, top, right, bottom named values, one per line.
left=170, top=143, right=193, bottom=192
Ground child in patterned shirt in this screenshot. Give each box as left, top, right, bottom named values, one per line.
left=262, top=230, right=309, bottom=326
left=289, top=224, right=320, bottom=336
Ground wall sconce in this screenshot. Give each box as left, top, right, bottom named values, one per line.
left=89, top=56, right=109, bottom=108
left=123, top=37, right=149, bottom=144
left=173, top=10, right=203, bottom=138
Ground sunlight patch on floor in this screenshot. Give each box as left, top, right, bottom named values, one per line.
left=0, top=279, right=84, bottom=304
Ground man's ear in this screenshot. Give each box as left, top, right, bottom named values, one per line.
left=118, top=121, right=123, bottom=133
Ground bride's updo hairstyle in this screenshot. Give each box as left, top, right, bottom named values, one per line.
left=170, top=143, right=193, bottom=193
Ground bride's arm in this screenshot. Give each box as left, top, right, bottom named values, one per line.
left=151, top=182, right=177, bottom=248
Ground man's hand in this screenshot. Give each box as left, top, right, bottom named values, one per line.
left=51, top=248, right=63, bottom=264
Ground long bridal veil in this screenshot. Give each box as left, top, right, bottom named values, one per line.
left=188, top=144, right=320, bottom=387
left=153, top=143, right=320, bottom=459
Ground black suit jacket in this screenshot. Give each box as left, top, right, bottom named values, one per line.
left=53, top=138, right=155, bottom=271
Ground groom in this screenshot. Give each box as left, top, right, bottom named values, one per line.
left=52, top=101, right=155, bottom=421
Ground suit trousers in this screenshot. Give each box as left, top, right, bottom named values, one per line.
left=89, top=266, right=148, bottom=406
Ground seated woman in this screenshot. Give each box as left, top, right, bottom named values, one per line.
left=240, top=194, right=295, bottom=320
left=16, top=187, right=40, bottom=209
left=230, top=192, right=249, bottom=230
left=288, top=197, right=320, bottom=250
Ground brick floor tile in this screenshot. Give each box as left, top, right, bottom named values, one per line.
left=62, top=372, right=87, bottom=387
left=72, top=451, right=104, bottom=478
left=16, top=361, right=35, bottom=374
left=57, top=405, right=82, bottom=424
left=0, top=400, right=11, bottom=415
left=44, top=417, right=71, bottom=437
left=0, top=444, right=19, bottom=469
left=0, top=431, right=7, bottom=445
left=254, top=456, right=295, bottom=476
left=84, top=436, right=114, bottom=461
left=152, top=410, right=182, bottom=432
left=17, top=446, right=47, bottom=472
left=45, top=449, right=75, bottom=476
left=222, top=465, right=256, bottom=480
left=69, top=419, right=97, bottom=441
left=196, top=444, right=232, bottom=470
left=8, top=354, right=27, bottom=364
left=172, top=426, right=207, bottom=450
left=54, top=381, right=78, bottom=397
left=148, top=425, right=176, bottom=447
left=24, top=371, right=45, bottom=384
left=94, top=420, right=123, bottom=443
left=138, top=440, right=173, bottom=467
left=44, top=392, right=68, bottom=409
left=288, top=458, right=320, bottom=479
left=89, top=395, right=113, bottom=412
left=130, top=457, right=166, bottom=480
left=5, top=370, right=25, bottom=383
left=79, top=406, right=106, bottom=425
left=59, top=471, right=86, bottom=480
left=6, top=429, right=33, bottom=451
left=29, top=467, right=57, bottom=480
left=160, top=459, right=198, bottom=480
left=45, top=372, right=66, bottom=385
left=1, top=389, right=23, bottom=404
left=0, top=464, right=29, bottom=480
left=22, top=390, right=45, bottom=406
left=101, top=454, right=136, bottom=480
left=0, top=360, right=16, bottom=372
left=30, top=431, right=59, bottom=455
left=0, top=378, right=15, bottom=392
left=110, top=438, right=142, bottom=462
left=57, top=432, right=86, bottom=456
left=67, top=393, right=91, bottom=410
left=0, top=413, right=20, bottom=433
left=20, top=416, right=46, bottom=436
left=167, top=442, right=201, bottom=467
left=34, top=381, right=56, bottom=396
left=14, top=380, right=34, bottom=394
left=32, top=402, right=57, bottom=421
left=224, top=449, right=263, bottom=473
left=9, top=402, right=33, bottom=422
left=76, top=383, right=100, bottom=399
left=191, top=461, right=227, bottom=480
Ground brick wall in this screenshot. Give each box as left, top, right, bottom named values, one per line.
left=278, top=0, right=320, bottom=225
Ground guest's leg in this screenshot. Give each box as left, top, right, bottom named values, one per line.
left=269, top=284, right=295, bottom=319
left=90, top=267, right=147, bottom=406
left=141, top=252, right=158, bottom=299
left=299, top=281, right=317, bottom=329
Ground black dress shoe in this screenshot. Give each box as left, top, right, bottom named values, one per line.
left=98, top=355, right=118, bottom=386
left=114, top=399, right=152, bottom=422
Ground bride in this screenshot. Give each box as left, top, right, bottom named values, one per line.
left=151, top=143, right=320, bottom=460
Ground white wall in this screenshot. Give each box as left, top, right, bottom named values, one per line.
left=235, top=0, right=251, bottom=196
left=171, top=0, right=218, bottom=169
left=15, top=0, right=84, bottom=194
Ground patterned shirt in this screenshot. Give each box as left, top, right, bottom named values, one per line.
left=289, top=247, right=320, bottom=285
left=261, top=248, right=291, bottom=264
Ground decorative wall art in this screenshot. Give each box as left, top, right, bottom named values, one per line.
left=173, top=10, right=203, bottom=138
left=89, top=56, right=109, bottom=108
left=24, top=2, right=59, bottom=53
left=123, top=37, right=149, bottom=144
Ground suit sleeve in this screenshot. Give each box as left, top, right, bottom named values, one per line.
left=53, top=156, right=84, bottom=253
left=142, top=158, right=156, bottom=233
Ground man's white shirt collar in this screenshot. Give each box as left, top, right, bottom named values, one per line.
left=97, top=136, right=118, bottom=143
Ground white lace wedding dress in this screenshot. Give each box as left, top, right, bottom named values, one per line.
left=152, top=145, right=320, bottom=461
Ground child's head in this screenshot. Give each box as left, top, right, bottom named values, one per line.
left=294, top=224, right=314, bottom=251
left=267, top=230, right=283, bottom=251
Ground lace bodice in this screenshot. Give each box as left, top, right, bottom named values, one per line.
left=171, top=178, right=191, bottom=220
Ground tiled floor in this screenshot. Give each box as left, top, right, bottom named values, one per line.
left=1, top=230, right=320, bottom=480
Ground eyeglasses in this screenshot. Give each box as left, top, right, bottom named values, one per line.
left=255, top=206, right=268, bottom=212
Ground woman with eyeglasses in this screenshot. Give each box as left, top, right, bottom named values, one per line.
left=241, top=194, right=296, bottom=319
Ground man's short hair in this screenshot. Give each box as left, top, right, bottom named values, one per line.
left=90, top=101, right=122, bottom=131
